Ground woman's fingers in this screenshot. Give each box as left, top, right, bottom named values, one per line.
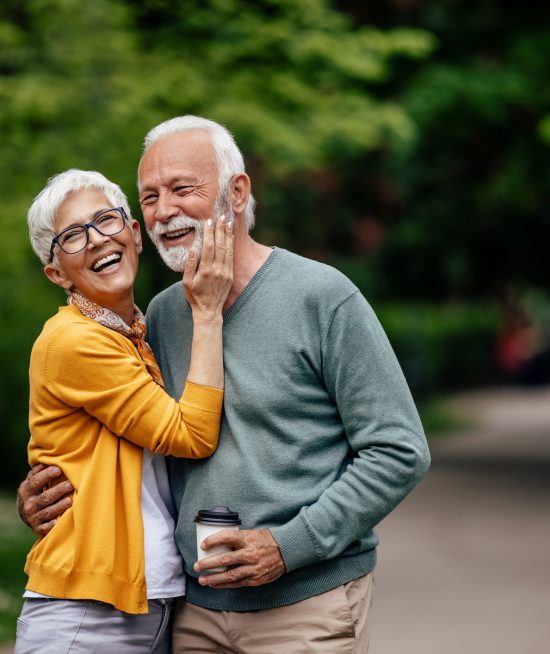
left=183, top=216, right=233, bottom=311
left=225, top=221, right=234, bottom=266
left=201, top=218, right=215, bottom=267
left=183, top=249, right=199, bottom=291
left=214, top=215, right=227, bottom=265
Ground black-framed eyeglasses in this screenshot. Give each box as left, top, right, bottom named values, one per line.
left=48, top=207, right=128, bottom=263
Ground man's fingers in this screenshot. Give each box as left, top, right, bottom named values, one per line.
left=37, top=481, right=73, bottom=509
left=27, top=465, right=62, bottom=489
left=194, top=528, right=286, bottom=589
left=200, top=529, right=244, bottom=551
left=198, top=564, right=256, bottom=587
left=35, top=518, right=58, bottom=538
left=195, top=545, right=251, bottom=573
left=26, top=463, right=47, bottom=479
left=29, top=495, right=72, bottom=529
left=18, top=465, right=66, bottom=527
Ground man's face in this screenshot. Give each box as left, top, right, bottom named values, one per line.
left=138, top=130, right=226, bottom=271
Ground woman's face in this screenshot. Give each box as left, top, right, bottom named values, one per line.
left=44, top=188, right=142, bottom=308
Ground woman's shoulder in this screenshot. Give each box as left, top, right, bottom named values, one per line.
left=33, top=305, right=131, bottom=359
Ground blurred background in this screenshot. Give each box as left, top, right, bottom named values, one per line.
left=1, top=0, right=549, bottom=651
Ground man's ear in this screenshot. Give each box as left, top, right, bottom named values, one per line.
left=230, top=173, right=251, bottom=215
left=43, top=262, right=73, bottom=291
left=131, top=219, right=143, bottom=254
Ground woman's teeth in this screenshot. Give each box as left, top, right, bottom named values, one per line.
left=93, top=253, right=122, bottom=272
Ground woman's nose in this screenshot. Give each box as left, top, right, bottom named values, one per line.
left=86, top=225, right=110, bottom=247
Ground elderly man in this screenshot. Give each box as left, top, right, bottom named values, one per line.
left=19, top=115, right=430, bottom=652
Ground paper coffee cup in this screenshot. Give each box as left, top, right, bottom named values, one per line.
left=194, top=506, right=241, bottom=573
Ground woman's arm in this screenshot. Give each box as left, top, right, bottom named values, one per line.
left=38, top=219, right=233, bottom=459
left=184, top=216, right=232, bottom=390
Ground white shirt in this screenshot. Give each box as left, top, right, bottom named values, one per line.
left=141, top=450, right=186, bottom=598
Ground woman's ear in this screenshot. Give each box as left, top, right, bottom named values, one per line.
left=131, top=219, right=143, bottom=254
left=43, top=262, right=73, bottom=291
left=230, top=173, right=251, bottom=215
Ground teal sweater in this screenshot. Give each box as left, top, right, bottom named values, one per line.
left=146, top=248, right=430, bottom=611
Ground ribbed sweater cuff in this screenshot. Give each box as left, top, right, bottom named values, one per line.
left=270, top=514, right=323, bottom=573
left=182, top=381, right=224, bottom=413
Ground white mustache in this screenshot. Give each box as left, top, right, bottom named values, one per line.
left=150, top=214, right=203, bottom=238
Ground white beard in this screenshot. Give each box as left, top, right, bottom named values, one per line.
left=147, top=214, right=204, bottom=272
left=147, top=192, right=233, bottom=272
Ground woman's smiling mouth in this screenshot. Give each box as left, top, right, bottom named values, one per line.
left=92, top=252, right=123, bottom=273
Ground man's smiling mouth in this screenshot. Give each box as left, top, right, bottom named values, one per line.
left=164, top=227, right=194, bottom=241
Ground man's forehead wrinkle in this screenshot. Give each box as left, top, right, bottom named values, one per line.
left=138, top=131, right=218, bottom=197
left=142, top=151, right=214, bottom=183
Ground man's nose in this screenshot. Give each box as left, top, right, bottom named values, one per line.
left=155, top=192, right=179, bottom=222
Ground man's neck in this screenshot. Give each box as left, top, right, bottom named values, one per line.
left=224, top=233, right=272, bottom=311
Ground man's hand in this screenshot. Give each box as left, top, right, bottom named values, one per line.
left=17, top=464, right=74, bottom=537
left=193, top=528, right=286, bottom=589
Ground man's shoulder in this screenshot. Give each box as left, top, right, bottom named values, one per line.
left=276, top=248, right=358, bottom=298
left=146, top=280, right=186, bottom=318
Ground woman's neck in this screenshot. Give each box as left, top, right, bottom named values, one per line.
left=73, top=290, right=136, bottom=325
left=109, top=299, right=136, bottom=326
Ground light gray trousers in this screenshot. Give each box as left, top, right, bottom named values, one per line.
left=15, top=597, right=174, bottom=654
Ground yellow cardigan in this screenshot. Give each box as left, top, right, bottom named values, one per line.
left=25, top=304, right=223, bottom=614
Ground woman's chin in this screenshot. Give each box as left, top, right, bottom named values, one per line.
left=76, top=275, right=136, bottom=307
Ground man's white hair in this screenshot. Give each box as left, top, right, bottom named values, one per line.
left=141, top=115, right=256, bottom=231
left=27, top=169, right=131, bottom=265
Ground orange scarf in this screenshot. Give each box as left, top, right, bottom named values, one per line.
left=68, top=291, right=164, bottom=388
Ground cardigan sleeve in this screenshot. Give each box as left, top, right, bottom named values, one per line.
left=43, top=321, right=223, bottom=458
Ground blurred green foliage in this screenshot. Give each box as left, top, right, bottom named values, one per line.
left=375, top=301, right=500, bottom=400
left=1, top=0, right=549, bottom=489
left=0, top=494, right=35, bottom=643
left=0, top=0, right=435, bottom=487
left=341, top=0, right=550, bottom=299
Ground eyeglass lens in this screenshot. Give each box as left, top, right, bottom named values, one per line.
left=58, top=210, right=125, bottom=254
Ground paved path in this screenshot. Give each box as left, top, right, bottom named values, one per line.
left=370, top=387, right=550, bottom=654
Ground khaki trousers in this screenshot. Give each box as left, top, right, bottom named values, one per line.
left=172, top=572, right=374, bottom=654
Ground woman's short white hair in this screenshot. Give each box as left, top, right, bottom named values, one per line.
left=28, top=169, right=131, bottom=265
left=141, top=116, right=256, bottom=231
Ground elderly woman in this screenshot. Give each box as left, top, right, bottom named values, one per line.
left=15, top=169, right=232, bottom=654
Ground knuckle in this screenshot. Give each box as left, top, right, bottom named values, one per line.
left=41, top=507, right=52, bottom=521
left=25, top=498, right=38, bottom=517
left=40, top=490, right=52, bottom=505
left=226, top=569, right=239, bottom=583
left=30, top=475, right=44, bottom=490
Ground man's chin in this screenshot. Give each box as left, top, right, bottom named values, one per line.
left=157, top=246, right=189, bottom=273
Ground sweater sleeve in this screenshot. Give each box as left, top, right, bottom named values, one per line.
left=44, top=321, right=223, bottom=458
left=270, top=291, right=431, bottom=572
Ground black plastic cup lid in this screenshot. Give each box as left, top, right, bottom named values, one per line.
left=194, top=506, right=241, bottom=525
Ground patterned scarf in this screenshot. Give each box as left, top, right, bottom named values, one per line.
left=68, top=291, right=165, bottom=388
